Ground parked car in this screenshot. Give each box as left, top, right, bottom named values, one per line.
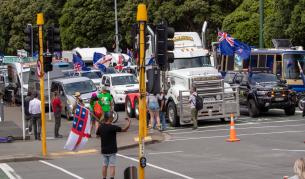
left=100, top=73, right=139, bottom=110
left=225, top=71, right=296, bottom=117
left=51, top=77, right=97, bottom=119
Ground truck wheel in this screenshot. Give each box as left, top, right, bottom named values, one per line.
left=298, top=96, right=305, bottom=111
left=248, top=99, right=259, bottom=117
left=285, top=105, right=295, bottom=116
left=125, top=96, right=135, bottom=118
left=134, top=98, right=139, bottom=120
left=167, top=101, right=179, bottom=127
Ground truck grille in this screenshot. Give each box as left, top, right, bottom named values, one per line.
left=192, top=79, right=223, bottom=98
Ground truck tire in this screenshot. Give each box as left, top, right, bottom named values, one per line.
left=248, top=99, right=260, bottom=117
left=125, top=96, right=135, bottom=118
left=285, top=105, right=295, bottom=116
left=167, top=101, right=179, bottom=127
left=134, top=98, right=139, bottom=120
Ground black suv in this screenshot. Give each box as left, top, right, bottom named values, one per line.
left=224, top=71, right=296, bottom=117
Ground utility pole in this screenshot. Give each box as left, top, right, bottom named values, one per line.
left=259, top=0, right=264, bottom=48
left=137, top=4, right=147, bottom=179
left=37, top=13, right=47, bottom=156
left=114, top=0, right=119, bottom=52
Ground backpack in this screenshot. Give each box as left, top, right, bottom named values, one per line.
left=94, top=101, right=103, bottom=119
left=194, top=94, right=203, bottom=111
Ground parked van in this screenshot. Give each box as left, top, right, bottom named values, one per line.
left=51, top=77, right=97, bottom=119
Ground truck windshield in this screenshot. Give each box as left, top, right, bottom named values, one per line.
left=249, top=73, right=277, bottom=84
left=82, top=71, right=102, bottom=79
left=283, top=54, right=305, bottom=79
left=169, top=56, right=211, bottom=70
left=112, top=75, right=138, bottom=86
left=64, top=80, right=97, bottom=95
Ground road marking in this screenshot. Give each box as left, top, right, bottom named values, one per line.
left=117, top=153, right=194, bottom=179
left=49, top=149, right=98, bottom=157
left=166, top=130, right=305, bottom=142
left=167, top=118, right=304, bottom=133
left=39, top=160, right=84, bottom=179
left=272, top=149, right=305, bottom=152
left=0, top=163, right=22, bottom=179
left=148, top=151, right=183, bottom=155
left=169, top=123, right=305, bottom=135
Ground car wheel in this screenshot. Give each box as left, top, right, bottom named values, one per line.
left=167, top=101, right=179, bottom=127
left=285, top=105, right=295, bottom=116
left=135, top=98, right=139, bottom=120
left=112, top=111, right=119, bottom=123
left=248, top=99, right=259, bottom=117
left=125, top=96, right=135, bottom=118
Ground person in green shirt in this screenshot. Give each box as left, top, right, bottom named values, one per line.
left=98, top=86, right=113, bottom=119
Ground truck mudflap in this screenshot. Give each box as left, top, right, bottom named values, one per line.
left=178, top=82, right=240, bottom=125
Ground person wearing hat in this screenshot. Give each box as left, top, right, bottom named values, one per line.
left=98, top=86, right=113, bottom=119
left=72, top=91, right=84, bottom=114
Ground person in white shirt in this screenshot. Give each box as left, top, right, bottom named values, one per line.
left=29, top=92, right=41, bottom=140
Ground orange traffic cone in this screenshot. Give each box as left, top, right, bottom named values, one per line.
left=226, top=114, right=240, bottom=142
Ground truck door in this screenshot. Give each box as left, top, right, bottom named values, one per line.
left=238, top=74, right=249, bottom=105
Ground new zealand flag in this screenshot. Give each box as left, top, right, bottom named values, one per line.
left=64, top=105, right=91, bottom=151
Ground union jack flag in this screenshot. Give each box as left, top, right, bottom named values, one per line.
left=74, top=63, right=81, bottom=72
left=64, top=105, right=91, bottom=151
left=218, top=32, right=234, bottom=47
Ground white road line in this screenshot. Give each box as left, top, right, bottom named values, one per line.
left=117, top=153, right=194, bottom=179
left=167, top=118, right=304, bottom=133
left=148, top=151, right=183, bottom=155
left=272, top=149, right=305, bottom=152
left=0, top=163, right=22, bottom=179
left=39, top=160, right=84, bottom=179
left=166, top=130, right=305, bottom=142
left=169, top=123, right=305, bottom=135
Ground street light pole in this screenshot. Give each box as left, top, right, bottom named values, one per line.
left=114, top=0, right=119, bottom=52
left=259, top=0, right=264, bottom=48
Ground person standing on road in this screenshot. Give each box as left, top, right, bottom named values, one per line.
left=288, top=158, right=305, bottom=179
left=158, top=91, right=167, bottom=131
left=147, top=93, right=161, bottom=130
left=189, top=86, right=198, bottom=130
left=29, top=92, right=41, bottom=140
left=52, top=91, right=62, bottom=138
left=89, top=92, right=100, bottom=137
left=24, top=91, right=32, bottom=134
left=96, top=113, right=131, bottom=179
left=98, top=86, right=113, bottom=119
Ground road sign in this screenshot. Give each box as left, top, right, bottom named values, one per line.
left=3, top=56, right=36, bottom=64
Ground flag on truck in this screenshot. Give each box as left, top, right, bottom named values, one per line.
left=93, top=52, right=112, bottom=72
left=64, top=104, right=91, bottom=151
left=73, top=53, right=88, bottom=71
left=218, top=32, right=251, bottom=59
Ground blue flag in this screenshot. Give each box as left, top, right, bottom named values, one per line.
left=218, top=32, right=251, bottom=59
left=73, top=54, right=89, bottom=71
left=93, top=52, right=106, bottom=72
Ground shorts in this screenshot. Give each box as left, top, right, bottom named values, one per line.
left=148, top=102, right=159, bottom=111
left=102, top=153, right=117, bottom=167
left=104, top=111, right=111, bottom=119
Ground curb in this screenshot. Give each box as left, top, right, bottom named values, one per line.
left=0, top=132, right=166, bottom=163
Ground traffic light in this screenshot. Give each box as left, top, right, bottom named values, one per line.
left=155, top=23, right=175, bottom=70
left=47, top=26, right=61, bottom=54
left=24, top=24, right=33, bottom=56
left=43, top=53, right=53, bottom=73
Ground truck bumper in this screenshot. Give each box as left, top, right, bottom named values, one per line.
left=113, top=94, right=126, bottom=104
left=257, top=97, right=294, bottom=109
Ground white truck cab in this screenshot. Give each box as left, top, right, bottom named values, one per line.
left=100, top=73, right=139, bottom=110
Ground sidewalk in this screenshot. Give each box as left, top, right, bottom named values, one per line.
left=0, top=105, right=165, bottom=162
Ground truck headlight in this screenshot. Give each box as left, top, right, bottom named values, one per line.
left=216, top=94, right=221, bottom=100
left=115, top=90, right=125, bottom=94
left=257, top=91, right=268, bottom=95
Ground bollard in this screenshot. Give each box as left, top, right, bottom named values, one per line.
left=124, top=166, right=137, bottom=179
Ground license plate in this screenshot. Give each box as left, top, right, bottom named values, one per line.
left=203, top=97, right=215, bottom=102
left=275, top=97, right=284, bottom=101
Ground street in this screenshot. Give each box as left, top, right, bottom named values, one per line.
left=1, top=108, right=305, bottom=179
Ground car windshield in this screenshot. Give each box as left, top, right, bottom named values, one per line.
left=250, top=73, right=277, bottom=84
left=169, top=56, right=211, bottom=70
left=112, top=75, right=138, bottom=86
left=82, top=71, right=102, bottom=79
left=104, top=67, right=117, bottom=74
left=283, top=54, right=305, bottom=79
left=64, top=80, right=97, bottom=95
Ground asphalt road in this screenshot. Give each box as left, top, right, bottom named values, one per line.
left=2, top=109, right=305, bottom=179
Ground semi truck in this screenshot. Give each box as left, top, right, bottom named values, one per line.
left=125, top=25, right=239, bottom=127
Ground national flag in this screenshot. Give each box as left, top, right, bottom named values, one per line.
left=146, top=56, right=154, bottom=66
left=73, top=53, right=86, bottom=71
left=115, top=54, right=124, bottom=71
left=127, top=48, right=133, bottom=58
left=64, top=105, right=91, bottom=151
left=218, top=32, right=251, bottom=59
left=93, top=53, right=112, bottom=72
